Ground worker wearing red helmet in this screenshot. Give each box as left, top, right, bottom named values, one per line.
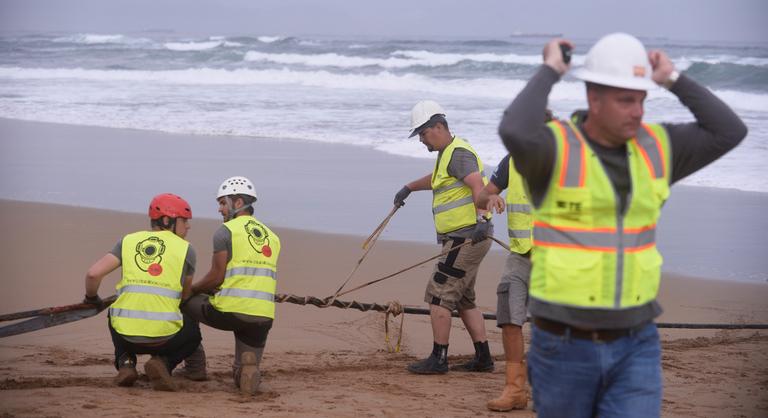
left=83, top=193, right=201, bottom=391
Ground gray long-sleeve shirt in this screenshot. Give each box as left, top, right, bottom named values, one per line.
left=499, top=65, right=747, bottom=329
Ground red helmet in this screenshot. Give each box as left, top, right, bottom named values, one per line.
left=148, top=193, right=192, bottom=220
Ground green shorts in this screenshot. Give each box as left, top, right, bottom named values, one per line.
left=424, top=237, right=491, bottom=312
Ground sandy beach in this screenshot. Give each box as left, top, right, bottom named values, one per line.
left=1, top=199, right=767, bottom=418
left=1, top=117, right=767, bottom=417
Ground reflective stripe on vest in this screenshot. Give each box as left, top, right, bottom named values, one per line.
left=116, top=285, right=182, bottom=299
left=109, top=230, right=187, bottom=338
left=506, top=156, right=533, bottom=254
left=224, top=267, right=277, bottom=280
left=431, top=136, right=487, bottom=234
left=217, top=288, right=275, bottom=301
left=210, top=215, right=280, bottom=318
left=109, top=308, right=183, bottom=321
left=530, top=119, right=671, bottom=309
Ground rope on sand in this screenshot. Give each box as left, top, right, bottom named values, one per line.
left=274, top=294, right=768, bottom=330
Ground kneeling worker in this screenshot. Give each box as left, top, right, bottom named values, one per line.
left=83, top=193, right=201, bottom=391
left=182, top=176, right=280, bottom=395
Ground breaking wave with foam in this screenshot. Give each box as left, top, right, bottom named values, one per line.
left=1, top=32, right=766, bottom=192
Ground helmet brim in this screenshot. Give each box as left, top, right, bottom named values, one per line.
left=572, top=67, right=658, bottom=91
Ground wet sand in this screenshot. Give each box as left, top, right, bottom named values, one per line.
left=1, top=117, right=767, bottom=282
left=0, top=201, right=767, bottom=417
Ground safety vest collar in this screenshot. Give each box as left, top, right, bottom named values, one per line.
left=551, top=119, right=669, bottom=189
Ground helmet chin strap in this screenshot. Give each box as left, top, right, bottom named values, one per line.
left=224, top=196, right=253, bottom=222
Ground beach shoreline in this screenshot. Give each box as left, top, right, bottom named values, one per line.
left=1, top=117, right=766, bottom=282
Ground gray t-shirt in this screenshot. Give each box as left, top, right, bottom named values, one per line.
left=213, top=225, right=233, bottom=262
left=434, top=143, right=494, bottom=242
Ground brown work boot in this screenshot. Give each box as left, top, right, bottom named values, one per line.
left=144, top=356, right=176, bottom=392
left=487, top=361, right=528, bottom=411
left=114, top=365, right=138, bottom=387
left=239, top=352, right=261, bottom=395
left=176, top=344, right=208, bottom=381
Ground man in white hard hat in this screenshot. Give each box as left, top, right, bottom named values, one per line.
left=498, top=33, right=746, bottom=417
left=181, top=176, right=281, bottom=395
left=394, top=101, right=494, bottom=375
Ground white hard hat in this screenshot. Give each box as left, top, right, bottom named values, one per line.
left=409, top=100, right=446, bottom=138
left=217, top=176, right=257, bottom=199
left=572, top=33, right=657, bottom=91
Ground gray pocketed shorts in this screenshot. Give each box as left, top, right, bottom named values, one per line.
left=496, top=251, right=531, bottom=327
left=424, top=237, right=492, bottom=312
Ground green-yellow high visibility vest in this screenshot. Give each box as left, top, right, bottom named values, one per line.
left=109, top=230, right=188, bottom=337
left=506, top=156, right=533, bottom=254
left=530, top=119, right=671, bottom=309
left=210, top=215, right=280, bottom=318
left=431, top=136, right=487, bottom=234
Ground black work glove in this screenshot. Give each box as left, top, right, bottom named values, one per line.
left=393, top=186, right=412, bottom=208
left=471, top=219, right=491, bottom=244
left=83, top=294, right=104, bottom=310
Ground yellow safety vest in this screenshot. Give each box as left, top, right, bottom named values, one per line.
left=506, top=156, right=533, bottom=254
left=530, top=120, right=671, bottom=309
left=432, top=136, right=487, bottom=234
left=109, top=230, right=188, bottom=337
left=210, top=215, right=280, bottom=318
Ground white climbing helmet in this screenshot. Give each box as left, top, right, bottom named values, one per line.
left=217, top=176, right=257, bottom=199
left=409, top=100, right=446, bottom=138
left=572, top=33, right=657, bottom=91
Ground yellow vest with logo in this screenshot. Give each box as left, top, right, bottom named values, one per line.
left=210, top=215, right=280, bottom=318
left=506, top=156, right=533, bottom=254
left=432, top=136, right=487, bottom=234
left=530, top=120, right=671, bottom=309
left=109, top=230, right=188, bottom=337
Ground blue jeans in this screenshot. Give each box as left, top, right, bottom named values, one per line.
left=528, top=321, right=662, bottom=418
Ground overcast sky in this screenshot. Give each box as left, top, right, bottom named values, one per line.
left=1, top=0, right=766, bottom=43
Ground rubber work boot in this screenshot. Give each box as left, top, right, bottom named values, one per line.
left=176, top=344, right=208, bottom=381
left=487, top=361, right=528, bottom=411
left=114, top=354, right=138, bottom=387
left=239, top=352, right=261, bottom=395
left=144, top=356, right=176, bottom=392
left=407, top=342, right=448, bottom=375
left=451, top=340, right=494, bottom=372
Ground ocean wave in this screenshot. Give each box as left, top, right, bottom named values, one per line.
left=677, top=55, right=768, bottom=69
left=164, top=41, right=224, bottom=51
left=682, top=61, right=768, bottom=92
left=257, top=36, right=287, bottom=43
left=391, top=49, right=586, bottom=66
left=243, top=51, right=415, bottom=68
left=1, top=66, right=765, bottom=113
left=52, top=33, right=149, bottom=45
left=243, top=49, right=586, bottom=69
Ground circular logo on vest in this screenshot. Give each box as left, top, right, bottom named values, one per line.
left=134, top=236, right=166, bottom=273
left=244, top=220, right=273, bottom=257
left=148, top=263, right=163, bottom=276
